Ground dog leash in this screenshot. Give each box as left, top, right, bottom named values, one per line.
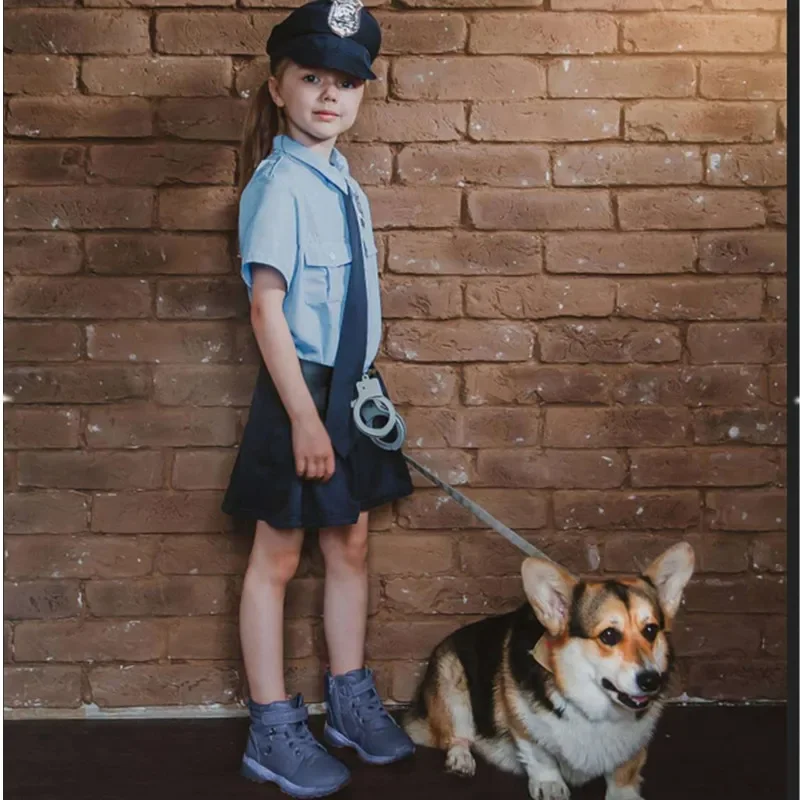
left=352, top=376, right=553, bottom=563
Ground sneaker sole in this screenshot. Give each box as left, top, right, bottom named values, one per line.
left=240, top=755, right=349, bottom=798
left=323, top=723, right=415, bottom=766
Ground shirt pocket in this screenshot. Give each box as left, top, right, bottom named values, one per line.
left=303, top=240, right=350, bottom=305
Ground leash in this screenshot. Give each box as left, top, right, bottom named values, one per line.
left=352, top=377, right=553, bottom=563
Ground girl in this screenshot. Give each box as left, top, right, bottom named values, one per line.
left=221, top=0, right=415, bottom=796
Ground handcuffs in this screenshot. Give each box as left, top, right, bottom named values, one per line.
left=351, top=372, right=406, bottom=451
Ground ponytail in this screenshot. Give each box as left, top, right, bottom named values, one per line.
left=238, top=60, right=288, bottom=194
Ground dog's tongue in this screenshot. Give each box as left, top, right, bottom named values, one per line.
left=630, top=695, right=650, bottom=705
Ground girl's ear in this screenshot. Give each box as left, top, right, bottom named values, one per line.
left=521, top=558, right=577, bottom=637
left=268, top=74, right=285, bottom=108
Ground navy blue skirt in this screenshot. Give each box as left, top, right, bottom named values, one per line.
left=221, top=360, right=413, bottom=530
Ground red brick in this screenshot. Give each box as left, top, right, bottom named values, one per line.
left=4, top=491, right=89, bottom=534
left=171, top=450, right=237, bottom=491
left=368, top=533, right=455, bottom=576
left=166, top=617, right=245, bottom=660
left=625, top=101, right=775, bottom=143
left=707, top=490, right=785, bottom=530
left=700, top=58, right=786, bottom=100
left=86, top=407, right=237, bottom=448
left=469, top=189, right=613, bottom=230
left=87, top=322, right=235, bottom=363
left=470, top=100, right=620, bottom=141
left=3, top=233, right=82, bottom=275
left=5, top=534, right=159, bottom=579
left=156, top=278, right=246, bottom=319
left=18, top=451, right=162, bottom=491
left=367, top=187, right=462, bottom=229
left=397, top=144, right=549, bottom=187
left=554, top=490, right=701, bottom=530
left=399, top=0, right=541, bottom=6
left=549, top=57, right=696, bottom=98
left=405, top=450, right=474, bottom=488
left=351, top=102, right=466, bottom=143
left=4, top=408, right=80, bottom=450
left=158, top=187, right=237, bottom=231
left=4, top=366, right=149, bottom=404
left=552, top=0, right=703, bottom=6
left=465, top=277, right=614, bottom=318
left=4, top=144, right=86, bottom=185
left=687, top=323, right=785, bottom=364
left=464, top=364, right=611, bottom=405
left=4, top=623, right=13, bottom=663
left=686, top=576, right=784, bottom=614
left=765, top=188, right=786, bottom=225
left=337, top=144, right=393, bottom=186
left=618, top=189, right=765, bottom=230
left=671, top=614, right=762, bottom=657
left=391, top=661, right=427, bottom=703
left=154, top=11, right=282, bottom=55
left=83, top=56, right=232, bottom=96
left=4, top=322, right=81, bottom=361
left=761, top=616, right=785, bottom=657
left=698, top=231, right=785, bottom=273
left=397, top=489, right=547, bottom=530
left=457, top=407, right=541, bottom=447
left=86, top=233, right=233, bottom=276
left=539, top=320, right=681, bottom=363
left=385, top=575, right=525, bottom=615
left=381, top=277, right=463, bottom=319
left=5, top=277, right=151, bottom=319
left=376, top=11, right=467, bottom=54
left=4, top=580, right=82, bottom=620
left=15, top=619, right=168, bottom=662
left=618, top=277, right=763, bottom=320
left=710, top=0, right=785, bottom=6
left=4, top=666, right=82, bottom=708
left=766, top=277, right=786, bottom=320
left=470, top=12, right=616, bottom=54
left=687, top=659, right=785, bottom=701
left=400, top=408, right=460, bottom=448
left=392, top=56, right=544, bottom=101
left=630, top=447, right=778, bottom=487
left=86, top=576, right=232, bottom=616
left=768, top=366, right=786, bottom=404
left=366, top=618, right=466, bottom=659
left=5, top=187, right=154, bottom=230
left=92, top=491, right=228, bottom=534
left=3, top=54, right=78, bottom=94
left=157, top=97, right=247, bottom=141
left=751, top=533, right=786, bottom=573
left=5, top=10, right=150, bottom=54
left=7, top=96, right=153, bottom=138
left=545, top=407, right=690, bottom=447
left=476, top=448, right=625, bottom=488
left=386, top=320, right=533, bottom=362
left=377, top=363, right=459, bottom=407
left=156, top=533, right=249, bottom=576
left=706, top=145, right=786, bottom=187
left=89, top=664, right=239, bottom=707
left=88, top=143, right=235, bottom=185
left=545, top=232, right=695, bottom=274
left=694, top=409, right=786, bottom=445
left=622, top=14, right=776, bottom=53
left=152, top=365, right=255, bottom=406
left=388, top=231, right=542, bottom=275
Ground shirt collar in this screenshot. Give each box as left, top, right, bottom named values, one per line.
left=273, top=134, right=350, bottom=193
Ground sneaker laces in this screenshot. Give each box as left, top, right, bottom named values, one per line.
left=350, top=677, right=393, bottom=732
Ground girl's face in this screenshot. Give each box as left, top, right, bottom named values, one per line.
left=269, top=61, right=365, bottom=149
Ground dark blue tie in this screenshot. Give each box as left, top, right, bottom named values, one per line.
left=326, top=188, right=368, bottom=457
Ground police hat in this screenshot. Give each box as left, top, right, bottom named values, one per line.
left=266, top=0, right=381, bottom=81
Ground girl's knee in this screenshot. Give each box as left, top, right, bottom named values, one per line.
left=247, top=524, right=303, bottom=586
left=319, top=523, right=368, bottom=572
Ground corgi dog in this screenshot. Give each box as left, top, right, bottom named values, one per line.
left=403, top=543, right=695, bottom=800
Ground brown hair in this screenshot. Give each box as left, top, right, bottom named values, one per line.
left=238, top=59, right=289, bottom=194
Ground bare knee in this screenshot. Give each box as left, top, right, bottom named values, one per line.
left=319, top=517, right=368, bottom=574
left=246, top=523, right=303, bottom=588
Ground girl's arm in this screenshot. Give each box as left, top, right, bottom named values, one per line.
left=250, top=265, right=336, bottom=482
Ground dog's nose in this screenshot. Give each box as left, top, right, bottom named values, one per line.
left=636, top=670, right=662, bottom=693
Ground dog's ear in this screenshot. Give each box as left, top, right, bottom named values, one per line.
left=643, top=542, right=695, bottom=624
left=521, top=558, right=578, bottom=637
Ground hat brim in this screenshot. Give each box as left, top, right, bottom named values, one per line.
left=273, top=34, right=376, bottom=81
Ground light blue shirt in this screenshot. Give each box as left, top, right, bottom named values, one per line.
left=238, top=134, right=381, bottom=372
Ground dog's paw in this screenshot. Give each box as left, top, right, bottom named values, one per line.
left=445, top=744, right=476, bottom=777
left=528, top=778, right=570, bottom=800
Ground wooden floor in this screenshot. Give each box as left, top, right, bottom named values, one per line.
left=5, top=706, right=786, bottom=799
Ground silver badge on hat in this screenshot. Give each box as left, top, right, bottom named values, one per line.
left=328, top=0, right=363, bottom=38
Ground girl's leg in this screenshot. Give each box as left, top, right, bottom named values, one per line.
left=318, top=511, right=370, bottom=675
left=239, top=519, right=304, bottom=704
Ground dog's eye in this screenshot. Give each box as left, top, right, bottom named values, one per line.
left=599, top=628, right=621, bottom=646
left=642, top=624, right=660, bottom=642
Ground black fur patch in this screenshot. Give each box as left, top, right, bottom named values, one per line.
left=606, top=581, right=630, bottom=606
left=568, top=582, right=588, bottom=638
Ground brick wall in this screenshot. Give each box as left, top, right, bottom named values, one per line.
left=3, top=0, right=787, bottom=713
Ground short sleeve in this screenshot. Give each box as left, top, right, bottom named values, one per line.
left=238, top=173, right=299, bottom=291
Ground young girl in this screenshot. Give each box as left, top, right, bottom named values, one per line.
left=221, top=0, right=415, bottom=796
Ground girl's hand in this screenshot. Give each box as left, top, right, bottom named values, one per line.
left=292, top=414, right=336, bottom=481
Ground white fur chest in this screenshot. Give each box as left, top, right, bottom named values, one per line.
left=517, top=701, right=659, bottom=785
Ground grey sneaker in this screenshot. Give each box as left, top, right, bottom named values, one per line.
left=323, top=667, right=415, bottom=765
left=241, top=694, right=350, bottom=798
